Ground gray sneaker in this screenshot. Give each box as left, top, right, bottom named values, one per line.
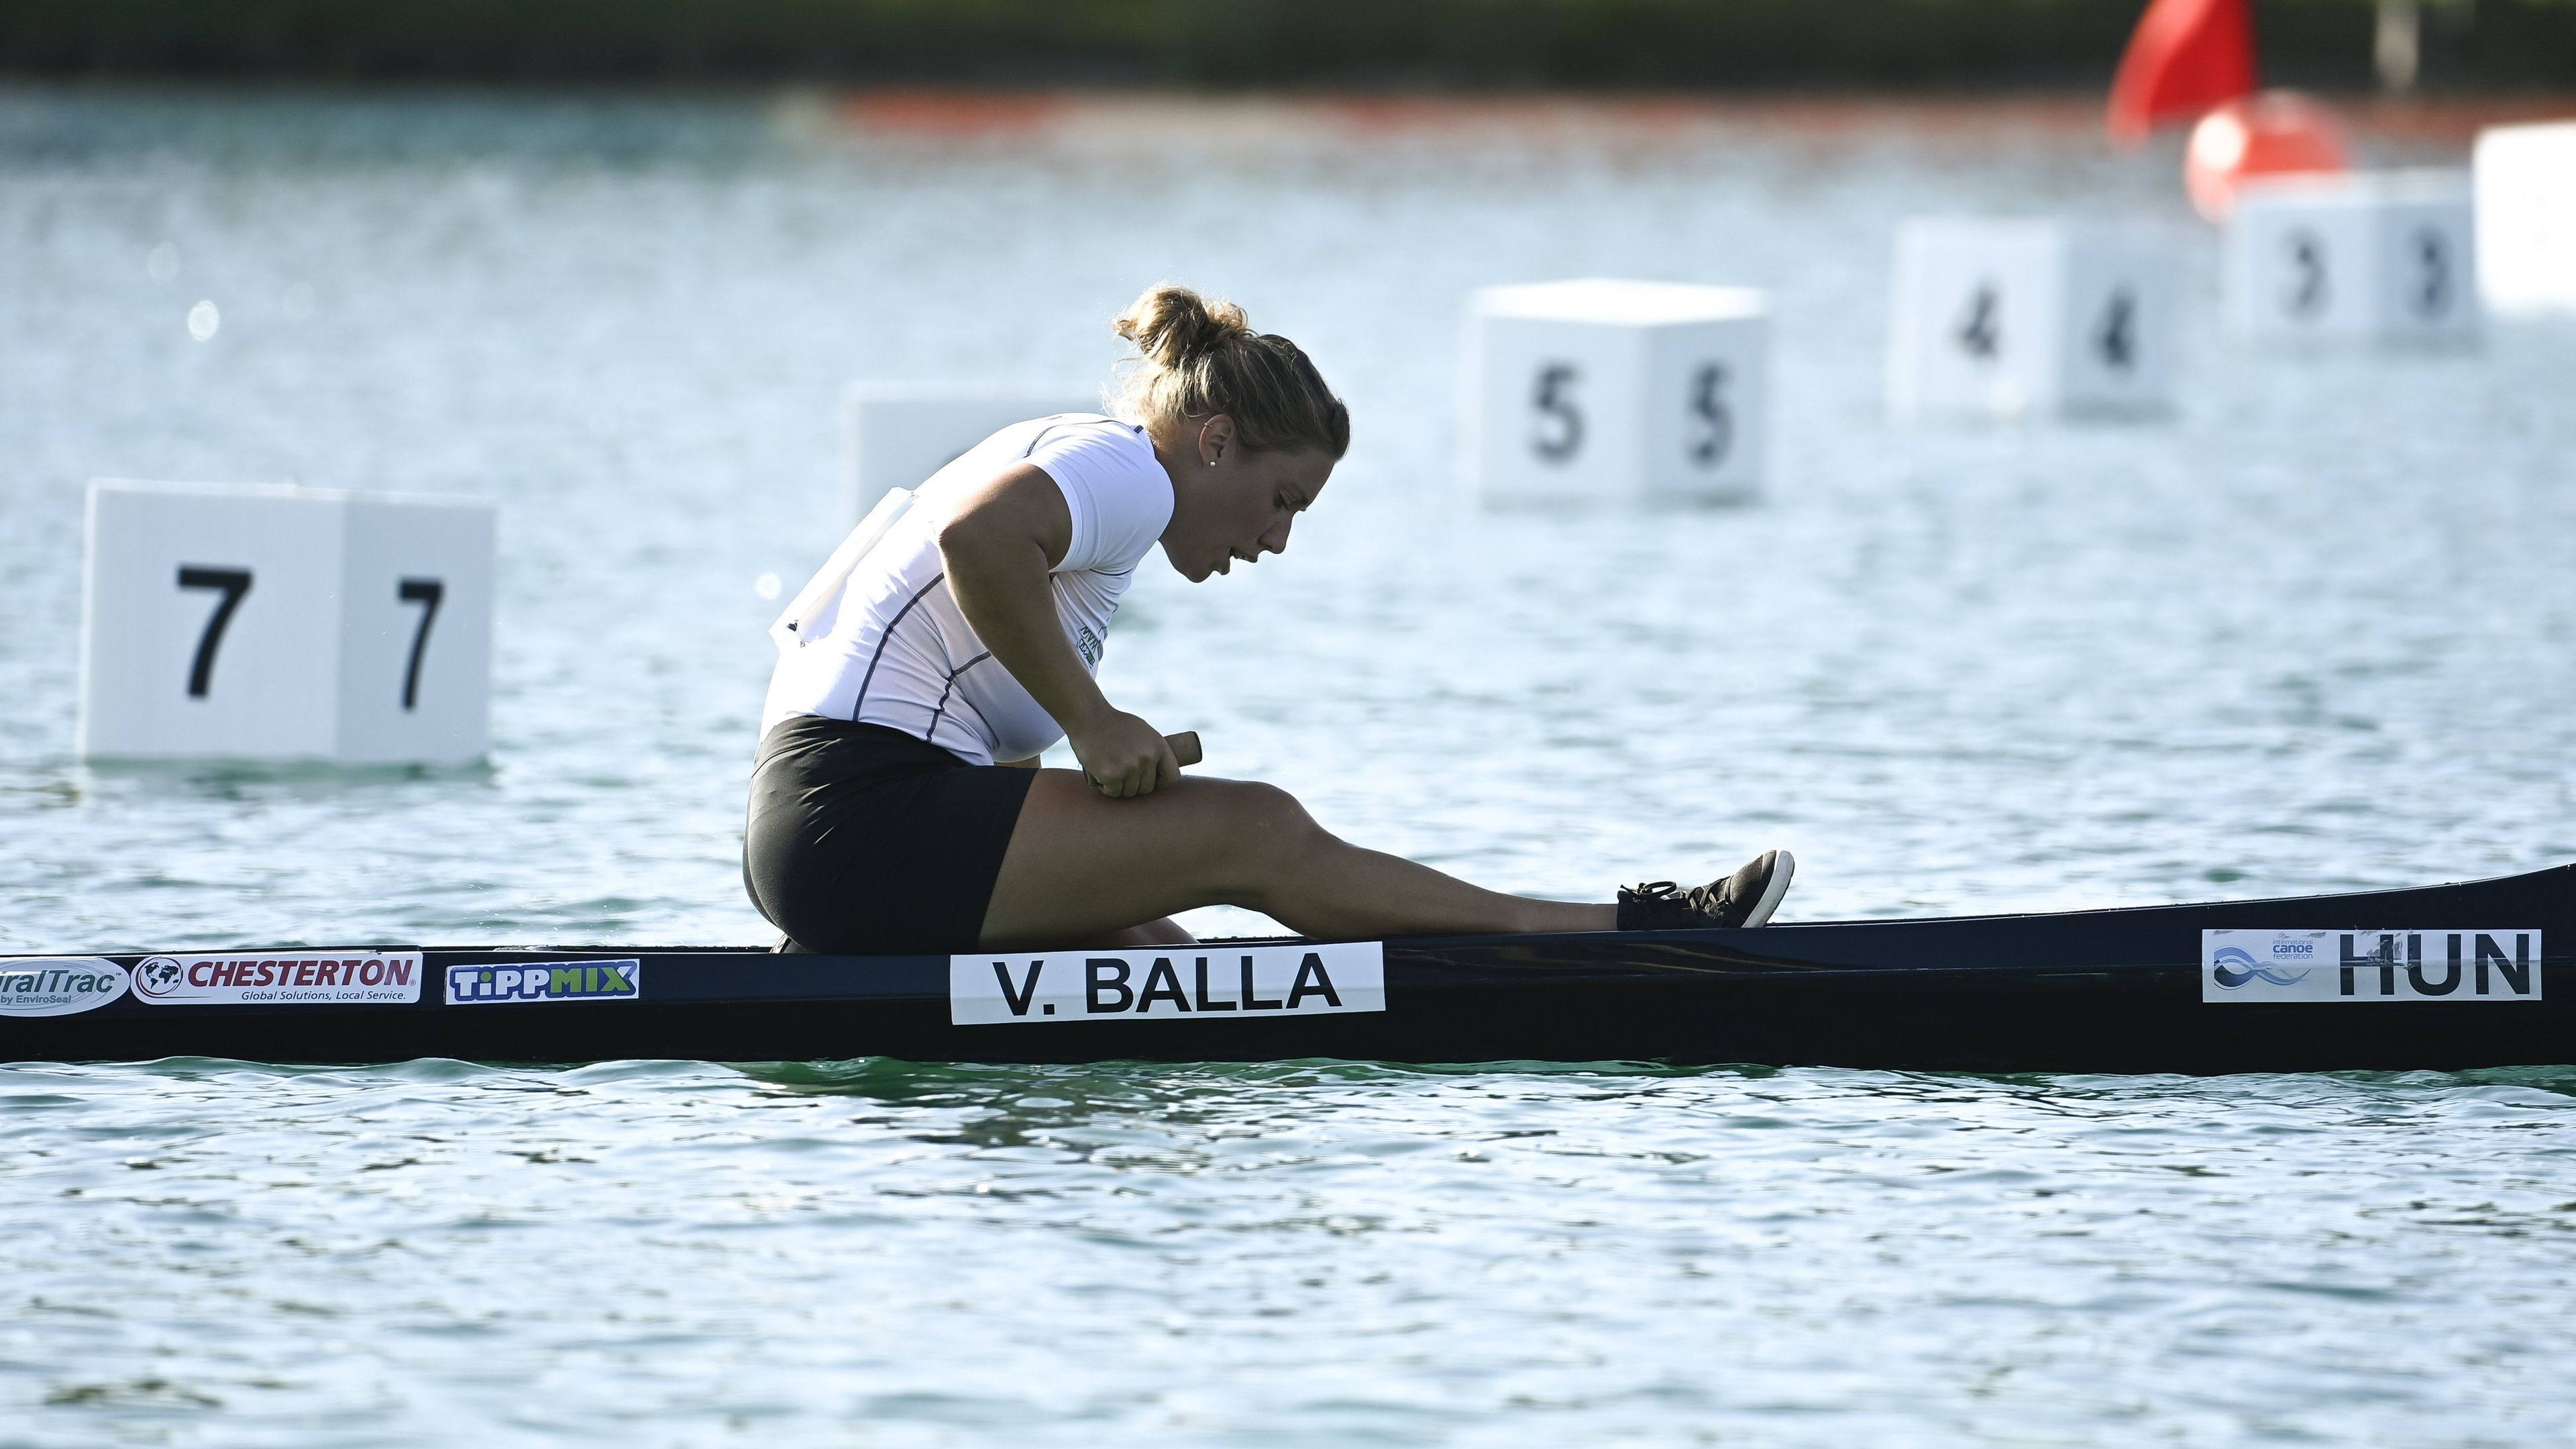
left=1616, top=849, right=1795, bottom=930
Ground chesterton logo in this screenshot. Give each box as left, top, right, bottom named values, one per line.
left=0, top=959, right=129, bottom=1018
left=2202, top=930, right=2542, bottom=1004
left=949, top=941, right=1385, bottom=1026
left=131, top=951, right=423, bottom=1006
left=446, top=961, right=642, bottom=1006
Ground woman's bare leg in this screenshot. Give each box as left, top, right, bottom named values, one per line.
left=977, top=770, right=1613, bottom=950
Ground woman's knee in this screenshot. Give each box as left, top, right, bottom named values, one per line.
left=1203, top=780, right=1332, bottom=879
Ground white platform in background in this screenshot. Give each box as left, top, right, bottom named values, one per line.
left=1460, top=278, right=1768, bottom=507
left=2226, top=170, right=2479, bottom=344
left=845, top=382, right=1099, bottom=521
left=1887, top=219, right=2178, bottom=422
left=80, top=481, right=495, bottom=765
left=2475, top=120, right=2576, bottom=317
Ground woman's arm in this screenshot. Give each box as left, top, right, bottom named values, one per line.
left=937, top=464, right=1179, bottom=798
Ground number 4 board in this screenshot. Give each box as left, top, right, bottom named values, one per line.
left=79, top=480, right=495, bottom=765
left=1886, top=218, right=2178, bottom=423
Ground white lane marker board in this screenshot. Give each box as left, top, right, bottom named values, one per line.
left=80, top=480, right=495, bottom=765
left=1887, top=218, right=2178, bottom=421
left=846, top=382, right=1098, bottom=523
left=1461, top=278, right=1769, bottom=508
left=2226, top=170, right=2479, bottom=345
left=2475, top=119, right=2576, bottom=317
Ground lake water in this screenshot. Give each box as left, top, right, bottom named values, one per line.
left=3, top=89, right=2575, bottom=1444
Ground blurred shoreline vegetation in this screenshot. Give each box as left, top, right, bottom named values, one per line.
left=1, top=0, right=2571, bottom=90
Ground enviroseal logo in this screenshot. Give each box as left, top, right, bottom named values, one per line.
left=0, top=959, right=129, bottom=1018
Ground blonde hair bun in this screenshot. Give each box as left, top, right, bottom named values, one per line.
left=1111, top=282, right=1350, bottom=460
left=1113, top=285, right=1252, bottom=370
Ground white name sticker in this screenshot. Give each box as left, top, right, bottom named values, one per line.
left=130, top=951, right=425, bottom=1006
left=2202, top=930, right=2543, bottom=1004
left=0, top=959, right=129, bottom=1018
left=949, top=942, right=1386, bottom=1026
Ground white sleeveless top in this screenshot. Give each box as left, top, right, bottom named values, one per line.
left=759, top=415, right=1174, bottom=765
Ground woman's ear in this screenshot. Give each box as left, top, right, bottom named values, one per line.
left=1195, top=414, right=1238, bottom=469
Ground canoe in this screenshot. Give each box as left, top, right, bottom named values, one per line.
left=3, top=865, right=2567, bottom=1073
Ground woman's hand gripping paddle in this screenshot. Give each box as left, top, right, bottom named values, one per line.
left=1075, top=721, right=1201, bottom=798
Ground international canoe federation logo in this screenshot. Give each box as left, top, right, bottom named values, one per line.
left=133, top=956, right=186, bottom=998
left=2210, top=945, right=2310, bottom=990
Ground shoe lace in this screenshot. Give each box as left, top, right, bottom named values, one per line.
left=1625, top=880, right=1681, bottom=902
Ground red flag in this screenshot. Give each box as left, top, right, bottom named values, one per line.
left=2106, top=0, right=2259, bottom=146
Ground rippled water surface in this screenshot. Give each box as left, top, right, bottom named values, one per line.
left=4, top=90, right=2575, bottom=1444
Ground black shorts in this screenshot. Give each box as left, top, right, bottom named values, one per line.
left=743, top=716, right=1038, bottom=955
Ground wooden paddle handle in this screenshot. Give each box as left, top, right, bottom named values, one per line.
left=1165, top=731, right=1201, bottom=768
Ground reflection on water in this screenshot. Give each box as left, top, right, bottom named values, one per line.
left=4, top=90, right=2575, bottom=1443
left=7, top=1055, right=2576, bottom=1444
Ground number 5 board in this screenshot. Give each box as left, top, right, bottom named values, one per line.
left=1460, top=278, right=1769, bottom=508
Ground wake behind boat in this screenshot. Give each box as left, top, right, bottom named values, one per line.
left=3, top=865, right=2568, bottom=1074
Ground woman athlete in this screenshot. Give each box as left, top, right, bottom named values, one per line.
left=745, top=284, right=1793, bottom=953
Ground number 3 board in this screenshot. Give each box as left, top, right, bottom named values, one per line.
left=79, top=480, right=495, bottom=765
left=2226, top=170, right=2479, bottom=345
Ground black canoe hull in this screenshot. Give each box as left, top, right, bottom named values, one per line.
left=6, top=865, right=2573, bottom=1073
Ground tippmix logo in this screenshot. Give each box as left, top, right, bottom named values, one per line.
left=445, top=961, right=642, bottom=1006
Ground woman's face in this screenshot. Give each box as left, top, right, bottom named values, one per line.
left=1161, top=419, right=1335, bottom=583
